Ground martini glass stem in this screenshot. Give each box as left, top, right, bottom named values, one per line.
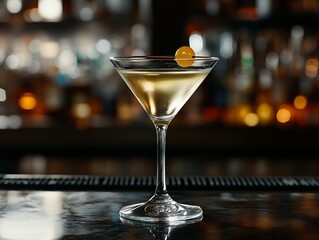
left=155, top=124, right=168, bottom=196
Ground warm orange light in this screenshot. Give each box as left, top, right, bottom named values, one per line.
left=244, top=112, right=259, bottom=127
left=257, top=103, right=274, bottom=124
left=276, top=108, right=291, bottom=123
left=18, top=92, right=37, bottom=110
left=305, top=58, right=319, bottom=78
left=294, top=95, right=307, bottom=110
left=71, top=103, right=92, bottom=119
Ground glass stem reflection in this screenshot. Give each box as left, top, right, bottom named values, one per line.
left=155, top=124, right=168, bottom=196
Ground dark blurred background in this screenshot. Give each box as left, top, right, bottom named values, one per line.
left=0, top=0, right=319, bottom=176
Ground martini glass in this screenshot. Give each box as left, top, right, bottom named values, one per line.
left=110, top=55, right=218, bottom=223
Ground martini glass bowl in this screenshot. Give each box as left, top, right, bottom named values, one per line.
left=110, top=55, right=218, bottom=223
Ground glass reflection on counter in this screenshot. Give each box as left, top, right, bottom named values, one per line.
left=0, top=191, right=318, bottom=239
left=0, top=191, right=63, bottom=240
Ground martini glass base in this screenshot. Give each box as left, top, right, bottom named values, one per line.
left=120, top=195, right=203, bottom=223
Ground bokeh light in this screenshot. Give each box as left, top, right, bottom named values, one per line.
left=6, top=0, right=22, bottom=14
left=38, top=0, right=63, bottom=22
left=5, top=54, right=20, bottom=70
left=79, top=7, right=94, bottom=21
left=305, top=58, right=319, bottom=78
left=244, top=112, right=259, bottom=127
left=72, top=103, right=92, bottom=119
left=294, top=95, right=308, bottom=110
left=96, top=39, right=112, bottom=54
left=19, top=92, right=37, bottom=110
left=220, top=32, right=234, bottom=59
left=276, top=107, right=291, bottom=123
left=189, top=32, right=204, bottom=53
left=0, top=88, right=6, bottom=102
left=257, top=103, right=274, bottom=124
left=40, top=41, right=60, bottom=59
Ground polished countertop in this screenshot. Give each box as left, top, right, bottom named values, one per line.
left=0, top=189, right=319, bottom=239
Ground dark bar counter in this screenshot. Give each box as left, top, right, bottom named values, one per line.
left=0, top=175, right=319, bottom=239
left=1, top=125, right=319, bottom=159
